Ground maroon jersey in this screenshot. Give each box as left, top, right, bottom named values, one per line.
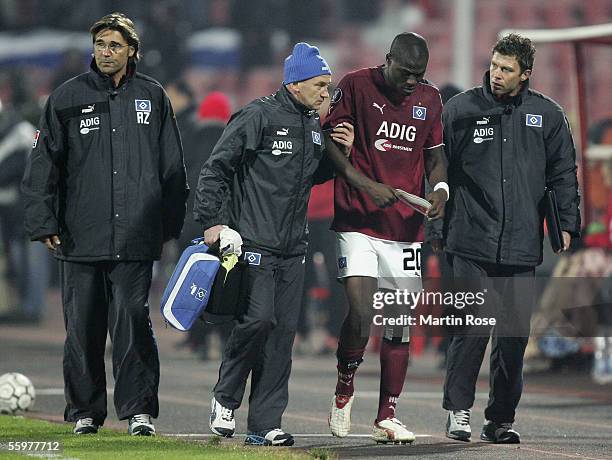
left=323, top=66, right=443, bottom=242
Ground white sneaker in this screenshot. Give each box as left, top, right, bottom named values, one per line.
left=128, top=414, right=155, bottom=436
left=73, top=417, right=99, bottom=434
left=328, top=394, right=354, bottom=437
left=372, top=418, right=416, bottom=444
left=446, top=409, right=471, bottom=441
left=209, top=396, right=235, bottom=437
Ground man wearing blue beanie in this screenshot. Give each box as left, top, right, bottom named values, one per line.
left=283, top=42, right=332, bottom=85
left=196, top=42, right=397, bottom=447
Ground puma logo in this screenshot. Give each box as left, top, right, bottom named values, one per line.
left=372, top=102, right=386, bottom=114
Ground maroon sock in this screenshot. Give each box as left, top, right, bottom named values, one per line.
left=376, top=340, right=410, bottom=422
left=335, top=347, right=365, bottom=397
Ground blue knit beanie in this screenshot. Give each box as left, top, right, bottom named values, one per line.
left=283, top=42, right=331, bottom=84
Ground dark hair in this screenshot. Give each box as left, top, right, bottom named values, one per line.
left=493, top=33, right=535, bottom=72
left=90, top=12, right=140, bottom=61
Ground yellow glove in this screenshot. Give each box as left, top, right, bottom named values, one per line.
left=221, top=254, right=239, bottom=282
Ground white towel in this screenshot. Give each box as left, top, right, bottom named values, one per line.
left=219, top=227, right=243, bottom=257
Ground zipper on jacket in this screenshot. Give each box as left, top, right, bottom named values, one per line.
left=284, top=115, right=308, bottom=253
left=496, top=107, right=509, bottom=263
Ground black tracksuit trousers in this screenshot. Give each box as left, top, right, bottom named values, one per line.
left=214, top=249, right=305, bottom=432
left=61, top=260, right=159, bottom=425
left=443, top=254, right=535, bottom=424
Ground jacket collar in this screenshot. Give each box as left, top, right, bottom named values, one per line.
left=482, top=70, right=529, bottom=107
left=88, top=58, right=136, bottom=91
left=276, top=85, right=317, bottom=118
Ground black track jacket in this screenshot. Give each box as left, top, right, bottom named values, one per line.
left=194, top=86, right=334, bottom=256
left=22, top=60, right=188, bottom=261
left=443, top=72, right=580, bottom=266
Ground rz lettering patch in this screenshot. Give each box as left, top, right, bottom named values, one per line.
left=135, top=99, right=151, bottom=125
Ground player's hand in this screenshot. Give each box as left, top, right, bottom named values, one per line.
left=425, top=189, right=447, bottom=220
left=558, top=231, right=572, bottom=253
left=330, top=122, right=354, bottom=157
left=40, top=234, right=61, bottom=251
left=366, top=182, right=399, bottom=208
left=431, top=239, right=444, bottom=254
left=204, top=225, right=226, bottom=246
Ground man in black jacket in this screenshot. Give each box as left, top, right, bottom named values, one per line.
left=441, top=34, right=580, bottom=444
left=22, top=13, right=188, bottom=436
left=197, top=42, right=397, bottom=447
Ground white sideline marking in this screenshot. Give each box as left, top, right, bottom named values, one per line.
left=164, top=433, right=432, bottom=438
left=36, top=388, right=64, bottom=395
left=355, top=391, right=489, bottom=399
left=37, top=388, right=114, bottom=395
left=35, top=388, right=480, bottom=400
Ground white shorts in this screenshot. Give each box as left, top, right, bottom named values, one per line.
left=336, top=232, right=422, bottom=290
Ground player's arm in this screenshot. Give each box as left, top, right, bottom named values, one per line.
left=424, top=145, right=448, bottom=220
left=312, top=123, right=353, bottom=184
left=324, top=131, right=398, bottom=208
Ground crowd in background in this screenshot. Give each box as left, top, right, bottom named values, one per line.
left=0, top=0, right=610, bottom=384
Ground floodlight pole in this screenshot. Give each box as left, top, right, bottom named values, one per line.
left=452, top=0, right=474, bottom=88
left=573, top=42, right=590, bottom=229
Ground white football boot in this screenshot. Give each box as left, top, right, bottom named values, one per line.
left=372, top=417, right=416, bottom=444
left=328, top=394, right=354, bottom=437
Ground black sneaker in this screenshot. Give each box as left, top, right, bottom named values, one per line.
left=480, top=420, right=520, bottom=444
left=244, top=428, right=294, bottom=446
left=74, top=418, right=99, bottom=434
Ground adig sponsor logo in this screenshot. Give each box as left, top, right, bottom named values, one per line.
left=79, top=116, right=100, bottom=135
left=374, top=138, right=414, bottom=153
left=473, top=127, right=494, bottom=144
left=376, top=121, right=416, bottom=142
left=271, top=139, right=293, bottom=156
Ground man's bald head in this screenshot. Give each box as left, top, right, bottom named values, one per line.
left=384, top=32, right=429, bottom=96
left=389, top=32, right=429, bottom=65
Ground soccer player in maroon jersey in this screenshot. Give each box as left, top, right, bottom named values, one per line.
left=323, top=32, right=448, bottom=443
